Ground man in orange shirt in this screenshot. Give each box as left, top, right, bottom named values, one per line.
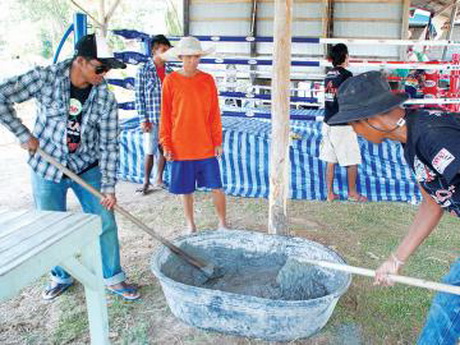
left=160, top=37, right=227, bottom=233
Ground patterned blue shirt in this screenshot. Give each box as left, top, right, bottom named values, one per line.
left=134, top=59, right=172, bottom=125
left=0, top=59, right=119, bottom=193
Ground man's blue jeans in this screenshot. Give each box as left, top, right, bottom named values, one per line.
left=32, top=167, right=126, bottom=286
left=418, top=258, right=460, bottom=345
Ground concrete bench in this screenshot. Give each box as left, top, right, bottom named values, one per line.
left=0, top=209, right=109, bottom=344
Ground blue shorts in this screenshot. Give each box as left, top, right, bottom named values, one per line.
left=169, top=157, right=223, bottom=194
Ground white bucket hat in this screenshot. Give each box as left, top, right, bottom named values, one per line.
left=161, top=36, right=215, bottom=61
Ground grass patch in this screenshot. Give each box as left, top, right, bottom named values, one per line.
left=4, top=192, right=458, bottom=344
left=290, top=201, right=458, bottom=344
left=120, top=321, right=149, bottom=345
left=52, top=291, right=89, bottom=344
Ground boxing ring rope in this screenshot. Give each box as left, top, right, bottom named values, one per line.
left=113, top=30, right=460, bottom=47
left=114, top=51, right=459, bottom=70
left=110, top=29, right=460, bottom=115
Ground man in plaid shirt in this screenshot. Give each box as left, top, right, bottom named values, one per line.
left=0, top=34, right=140, bottom=301
left=135, top=34, right=172, bottom=194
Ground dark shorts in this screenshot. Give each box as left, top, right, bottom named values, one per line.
left=169, top=157, right=223, bottom=194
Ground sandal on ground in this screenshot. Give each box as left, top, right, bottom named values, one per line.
left=106, top=284, right=140, bottom=301
left=42, top=281, right=73, bottom=301
left=348, top=194, right=368, bottom=203
left=327, top=194, right=339, bottom=202
left=135, top=186, right=152, bottom=196
left=153, top=182, right=167, bottom=190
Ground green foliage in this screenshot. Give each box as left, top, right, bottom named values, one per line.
left=166, top=0, right=183, bottom=35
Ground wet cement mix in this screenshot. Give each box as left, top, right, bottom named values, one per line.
left=161, top=243, right=344, bottom=301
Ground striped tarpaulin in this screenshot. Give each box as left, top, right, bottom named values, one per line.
left=118, top=112, right=421, bottom=203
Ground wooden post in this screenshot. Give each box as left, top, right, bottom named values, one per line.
left=99, top=0, right=107, bottom=37
left=183, top=0, right=190, bottom=36
left=249, top=0, right=259, bottom=85
left=443, top=0, right=459, bottom=60
left=269, top=0, right=292, bottom=235
left=399, top=0, right=411, bottom=60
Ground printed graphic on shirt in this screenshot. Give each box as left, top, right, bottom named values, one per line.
left=421, top=177, right=460, bottom=215
left=432, top=148, right=455, bottom=174
left=324, top=80, right=337, bottom=102
left=413, top=154, right=460, bottom=216
left=426, top=110, right=444, bottom=117
left=431, top=185, right=456, bottom=208
left=67, top=98, right=82, bottom=153
left=413, top=155, right=436, bottom=183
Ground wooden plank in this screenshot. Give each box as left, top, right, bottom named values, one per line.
left=269, top=0, right=292, bottom=235
left=0, top=214, right=98, bottom=276
left=0, top=214, right=100, bottom=295
left=0, top=211, right=64, bottom=242
left=0, top=210, right=28, bottom=231
left=0, top=210, right=108, bottom=344
left=0, top=213, right=75, bottom=254
left=0, top=212, right=91, bottom=257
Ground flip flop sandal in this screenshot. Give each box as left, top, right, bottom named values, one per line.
left=42, top=282, right=73, bottom=301
left=348, top=195, right=368, bottom=203
left=327, top=194, right=339, bottom=202
left=153, top=183, right=167, bottom=190
left=106, top=285, right=140, bottom=301
left=135, top=187, right=152, bottom=195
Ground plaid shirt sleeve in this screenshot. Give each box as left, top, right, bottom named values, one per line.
left=99, top=92, right=120, bottom=194
left=0, top=67, right=45, bottom=143
left=134, top=65, right=149, bottom=124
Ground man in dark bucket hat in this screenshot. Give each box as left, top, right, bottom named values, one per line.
left=330, top=71, right=460, bottom=344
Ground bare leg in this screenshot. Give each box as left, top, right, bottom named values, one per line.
left=326, top=163, right=338, bottom=201
left=347, top=165, right=367, bottom=201
left=140, top=155, right=153, bottom=193
left=212, top=189, right=227, bottom=229
left=182, top=194, right=196, bottom=233
left=347, top=165, right=358, bottom=196
left=155, top=154, right=166, bottom=186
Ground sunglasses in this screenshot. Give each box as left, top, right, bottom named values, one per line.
left=95, top=65, right=110, bottom=74
left=88, top=60, right=111, bottom=75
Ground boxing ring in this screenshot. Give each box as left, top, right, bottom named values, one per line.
left=112, top=30, right=460, bottom=203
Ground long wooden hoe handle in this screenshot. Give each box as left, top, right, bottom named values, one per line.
left=302, top=258, right=460, bottom=296
left=36, top=147, right=213, bottom=274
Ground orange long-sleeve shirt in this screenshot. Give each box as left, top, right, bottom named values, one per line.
left=160, top=70, right=223, bottom=161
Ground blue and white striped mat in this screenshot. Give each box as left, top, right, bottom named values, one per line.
left=118, top=114, right=421, bottom=203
